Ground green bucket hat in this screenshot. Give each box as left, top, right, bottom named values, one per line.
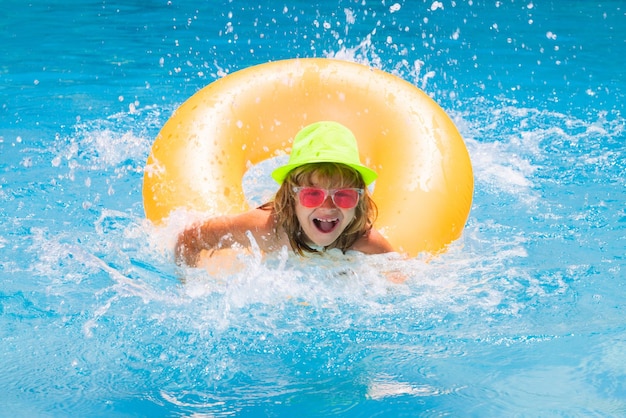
left=271, top=121, right=378, bottom=185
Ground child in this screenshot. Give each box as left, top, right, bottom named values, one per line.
left=175, top=121, right=394, bottom=267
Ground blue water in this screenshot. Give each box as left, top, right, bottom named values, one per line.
left=1, top=0, right=625, bottom=416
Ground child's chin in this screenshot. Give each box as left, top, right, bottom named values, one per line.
left=310, top=233, right=340, bottom=247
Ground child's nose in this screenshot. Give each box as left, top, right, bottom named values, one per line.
left=320, top=194, right=336, bottom=208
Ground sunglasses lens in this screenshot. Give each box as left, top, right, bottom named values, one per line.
left=333, top=189, right=360, bottom=209
left=299, top=188, right=326, bottom=207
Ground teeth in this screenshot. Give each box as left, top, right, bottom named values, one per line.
left=314, top=217, right=339, bottom=233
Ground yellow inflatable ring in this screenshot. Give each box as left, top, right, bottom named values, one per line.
left=143, top=58, right=473, bottom=257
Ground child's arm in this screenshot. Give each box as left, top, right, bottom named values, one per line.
left=175, top=216, right=235, bottom=266
left=175, top=209, right=276, bottom=267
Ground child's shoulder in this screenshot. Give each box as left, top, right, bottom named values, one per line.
left=231, top=207, right=288, bottom=251
left=351, top=228, right=395, bottom=255
left=231, top=207, right=274, bottom=228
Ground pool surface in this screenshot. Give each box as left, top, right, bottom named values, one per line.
left=1, top=1, right=625, bottom=416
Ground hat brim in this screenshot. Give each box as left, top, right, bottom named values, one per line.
left=271, top=160, right=378, bottom=185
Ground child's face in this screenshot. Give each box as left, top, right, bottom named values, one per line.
left=294, top=172, right=357, bottom=247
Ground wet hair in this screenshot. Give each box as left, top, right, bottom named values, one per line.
left=261, top=162, right=378, bottom=255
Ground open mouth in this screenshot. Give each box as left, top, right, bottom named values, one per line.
left=313, top=217, right=339, bottom=233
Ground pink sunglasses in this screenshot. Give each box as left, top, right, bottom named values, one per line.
left=293, top=187, right=364, bottom=209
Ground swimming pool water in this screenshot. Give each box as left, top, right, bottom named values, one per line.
left=1, top=0, right=625, bottom=416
